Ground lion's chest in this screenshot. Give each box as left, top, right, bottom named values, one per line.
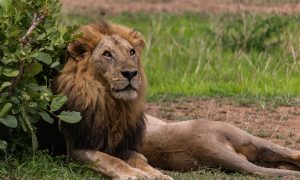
left=63, top=110, right=145, bottom=159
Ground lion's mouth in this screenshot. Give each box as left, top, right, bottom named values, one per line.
left=113, top=85, right=137, bottom=93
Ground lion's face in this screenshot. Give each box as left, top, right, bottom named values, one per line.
left=91, top=35, right=142, bottom=100
left=64, top=22, right=146, bottom=101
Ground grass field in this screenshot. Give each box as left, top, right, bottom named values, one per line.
left=64, top=13, right=300, bottom=103
left=2, top=9, right=300, bottom=180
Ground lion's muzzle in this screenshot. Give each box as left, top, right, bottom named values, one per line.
left=121, top=70, right=138, bottom=81
left=111, top=70, right=140, bottom=100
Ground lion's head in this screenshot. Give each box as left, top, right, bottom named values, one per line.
left=66, top=21, right=146, bottom=101
left=92, top=35, right=141, bottom=100
left=54, top=21, right=147, bottom=154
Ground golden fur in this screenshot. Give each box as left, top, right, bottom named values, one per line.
left=143, top=115, right=300, bottom=176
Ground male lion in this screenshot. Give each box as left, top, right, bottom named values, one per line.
left=37, top=21, right=172, bottom=180
left=37, top=20, right=300, bottom=179
left=142, top=115, right=300, bottom=177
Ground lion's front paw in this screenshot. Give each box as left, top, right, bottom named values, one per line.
left=147, top=169, right=173, bottom=180
left=161, top=174, right=173, bottom=180
left=114, top=167, right=151, bottom=180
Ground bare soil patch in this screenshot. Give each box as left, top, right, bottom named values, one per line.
left=146, top=98, right=300, bottom=149
left=61, top=0, right=300, bottom=15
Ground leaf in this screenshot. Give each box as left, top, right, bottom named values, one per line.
left=58, top=111, right=81, bottom=124
left=38, top=111, right=54, bottom=124
left=0, top=115, right=17, bottom=128
left=50, top=95, right=67, bottom=111
left=0, top=103, right=12, bottom=118
left=63, top=32, right=71, bottom=41
left=0, top=0, right=12, bottom=12
left=19, top=116, right=27, bottom=132
left=0, top=92, right=9, bottom=104
left=25, top=62, right=42, bottom=77
left=50, top=61, right=60, bottom=68
left=36, top=52, right=52, bottom=65
left=31, top=133, right=38, bottom=151
left=0, top=140, right=7, bottom=151
left=2, top=68, right=19, bottom=77
left=0, top=82, right=11, bottom=92
left=28, top=102, right=37, bottom=108
left=0, top=32, right=5, bottom=42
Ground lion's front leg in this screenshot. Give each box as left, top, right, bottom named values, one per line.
left=126, top=151, right=173, bottom=180
left=72, top=149, right=151, bottom=180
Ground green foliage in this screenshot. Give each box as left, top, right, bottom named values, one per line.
left=215, top=15, right=288, bottom=52
left=0, top=0, right=80, bottom=152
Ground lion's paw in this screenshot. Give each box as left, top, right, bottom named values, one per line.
left=162, top=174, right=173, bottom=180
left=114, top=167, right=151, bottom=180
left=147, top=169, right=173, bottom=180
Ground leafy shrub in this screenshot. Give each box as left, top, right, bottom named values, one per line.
left=0, top=0, right=80, bottom=153
left=214, top=15, right=288, bottom=52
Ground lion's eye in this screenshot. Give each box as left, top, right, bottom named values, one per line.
left=102, top=51, right=112, bottom=58
left=129, top=49, right=136, bottom=56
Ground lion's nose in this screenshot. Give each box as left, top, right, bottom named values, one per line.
left=121, top=70, right=138, bottom=81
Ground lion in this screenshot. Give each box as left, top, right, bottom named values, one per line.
left=37, top=21, right=172, bottom=180
left=36, top=20, right=300, bottom=179
left=142, top=115, right=300, bottom=176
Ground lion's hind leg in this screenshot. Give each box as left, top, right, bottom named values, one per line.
left=243, top=135, right=300, bottom=169
left=210, top=145, right=300, bottom=176
left=217, top=122, right=300, bottom=169
left=219, top=123, right=300, bottom=174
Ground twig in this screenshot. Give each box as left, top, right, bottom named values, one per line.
left=15, top=60, right=24, bottom=84
left=8, top=12, right=46, bottom=95
left=8, top=61, right=24, bottom=95
left=19, top=12, right=45, bottom=46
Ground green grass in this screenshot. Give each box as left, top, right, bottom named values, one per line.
left=0, top=151, right=271, bottom=180
left=0, top=151, right=103, bottom=179
left=63, top=13, right=300, bottom=102
left=3, top=12, right=300, bottom=180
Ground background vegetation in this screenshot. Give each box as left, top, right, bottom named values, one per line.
left=65, top=13, right=300, bottom=104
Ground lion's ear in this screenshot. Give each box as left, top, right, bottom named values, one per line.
left=67, top=40, right=88, bottom=61
left=130, top=30, right=145, bottom=55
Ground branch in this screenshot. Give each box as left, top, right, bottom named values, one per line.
left=8, top=61, right=24, bottom=96
left=19, top=12, right=45, bottom=46
left=8, top=13, right=46, bottom=95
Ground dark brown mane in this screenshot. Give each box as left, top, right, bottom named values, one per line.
left=38, top=21, right=147, bottom=159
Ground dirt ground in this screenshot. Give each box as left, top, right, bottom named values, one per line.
left=146, top=98, right=300, bottom=150
left=61, top=0, right=300, bottom=15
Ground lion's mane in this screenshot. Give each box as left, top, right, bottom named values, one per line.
left=38, top=21, right=147, bottom=159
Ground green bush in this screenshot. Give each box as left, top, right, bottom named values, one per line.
left=215, top=15, right=288, bottom=52
left=0, top=0, right=80, bottom=153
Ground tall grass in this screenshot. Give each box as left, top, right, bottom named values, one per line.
left=62, top=13, right=300, bottom=101
left=106, top=14, right=300, bottom=100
